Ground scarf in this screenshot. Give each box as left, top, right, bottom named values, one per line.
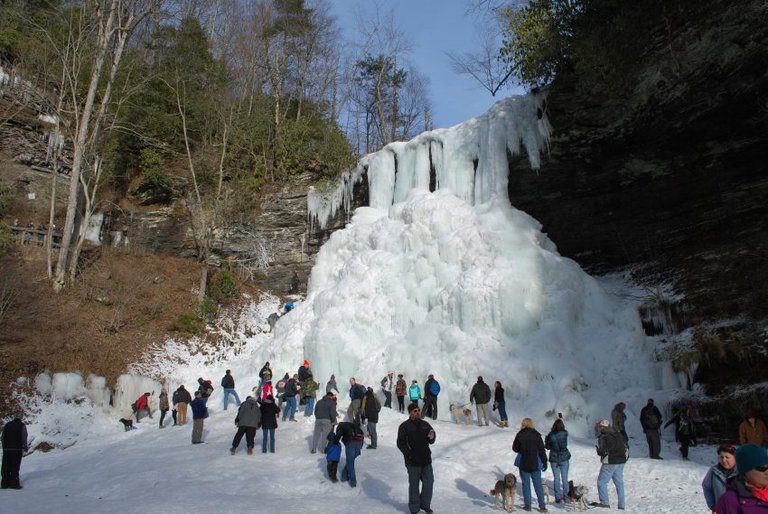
left=747, top=481, right=768, bottom=503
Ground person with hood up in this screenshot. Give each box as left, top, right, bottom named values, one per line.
left=714, top=443, right=768, bottom=514
left=513, top=417, right=549, bottom=513
left=230, top=396, right=262, bottom=455
left=702, top=444, right=738, bottom=512
left=1, top=412, right=28, bottom=490
left=469, top=376, right=492, bottom=426
left=640, top=398, right=663, bottom=459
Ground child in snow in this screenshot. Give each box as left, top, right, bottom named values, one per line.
left=325, top=430, right=342, bottom=482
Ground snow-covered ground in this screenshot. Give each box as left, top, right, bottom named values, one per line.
left=4, top=392, right=714, bottom=513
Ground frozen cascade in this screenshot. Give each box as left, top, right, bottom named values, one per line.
left=277, top=93, right=663, bottom=433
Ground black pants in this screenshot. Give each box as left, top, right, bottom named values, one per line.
left=423, top=396, right=437, bottom=420
left=159, top=409, right=168, bottom=427
left=679, top=434, right=692, bottom=458
left=1, top=449, right=22, bottom=488
left=384, top=390, right=392, bottom=408
left=327, top=460, right=339, bottom=481
left=172, top=408, right=177, bottom=425
left=397, top=395, right=405, bottom=412
left=232, top=426, right=257, bottom=449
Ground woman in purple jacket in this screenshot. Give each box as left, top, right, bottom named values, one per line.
left=715, top=444, right=768, bottom=513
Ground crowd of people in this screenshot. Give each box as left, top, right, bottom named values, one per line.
left=3, top=364, right=768, bottom=514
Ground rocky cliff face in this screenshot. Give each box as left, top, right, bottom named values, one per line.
left=505, top=0, right=768, bottom=434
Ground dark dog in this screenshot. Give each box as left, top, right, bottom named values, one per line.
left=569, top=480, right=590, bottom=511
left=490, top=473, right=517, bottom=512
left=119, top=418, right=134, bottom=431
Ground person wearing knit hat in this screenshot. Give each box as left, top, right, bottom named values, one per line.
left=714, top=444, right=768, bottom=513
left=298, top=359, right=313, bottom=385
left=739, top=411, right=768, bottom=447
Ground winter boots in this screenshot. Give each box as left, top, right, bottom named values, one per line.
left=230, top=447, right=236, bottom=455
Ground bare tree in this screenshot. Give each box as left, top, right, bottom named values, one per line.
left=447, top=29, right=517, bottom=97
left=50, top=0, right=155, bottom=291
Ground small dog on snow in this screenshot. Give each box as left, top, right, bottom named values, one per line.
left=119, top=418, right=134, bottom=431
left=542, top=480, right=551, bottom=504
left=490, top=473, right=517, bottom=512
left=572, top=484, right=590, bottom=511
left=449, top=402, right=473, bottom=425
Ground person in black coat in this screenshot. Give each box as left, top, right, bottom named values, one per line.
left=469, top=376, right=492, bottom=426
left=260, top=394, right=280, bottom=453
left=362, top=387, right=381, bottom=449
left=397, top=403, right=436, bottom=514
left=639, top=398, right=663, bottom=459
left=334, top=417, right=365, bottom=488
left=664, top=406, right=696, bottom=460
left=1, top=414, right=28, bottom=489
left=422, top=374, right=439, bottom=420
left=512, top=417, right=548, bottom=512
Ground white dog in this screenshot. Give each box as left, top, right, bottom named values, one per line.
left=449, top=402, right=473, bottom=425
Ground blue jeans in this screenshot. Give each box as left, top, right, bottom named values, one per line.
left=519, top=469, right=547, bottom=509
left=340, top=441, right=363, bottom=486
left=262, top=428, right=275, bottom=453
left=406, top=464, right=434, bottom=512
left=551, top=460, right=570, bottom=502
left=367, top=422, right=377, bottom=448
left=304, top=397, right=315, bottom=416
left=223, top=388, right=241, bottom=410
left=497, top=401, right=508, bottom=422
left=282, top=396, right=297, bottom=421
left=597, top=463, right=625, bottom=508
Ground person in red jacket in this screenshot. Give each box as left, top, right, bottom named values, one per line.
left=133, top=392, right=153, bottom=423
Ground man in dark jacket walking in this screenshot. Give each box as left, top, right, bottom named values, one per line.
left=230, top=396, right=262, bottom=455
left=221, top=369, right=241, bottom=410
left=173, top=385, right=192, bottom=425
left=397, top=403, right=436, bottom=514
left=423, top=374, right=439, bottom=420
left=595, top=419, right=627, bottom=509
left=190, top=391, right=209, bottom=444
left=1, top=413, right=28, bottom=489
left=469, top=376, right=492, bottom=426
left=312, top=392, right=338, bottom=454
left=639, top=398, right=663, bottom=459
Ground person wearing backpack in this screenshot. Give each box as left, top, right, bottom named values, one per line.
left=381, top=372, right=394, bottom=408
left=362, top=387, right=382, bottom=449
left=423, top=374, right=440, bottom=420
left=639, top=398, right=663, bottom=459
left=334, top=417, right=365, bottom=488
left=595, top=419, right=628, bottom=509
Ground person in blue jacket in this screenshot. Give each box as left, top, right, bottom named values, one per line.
left=702, top=444, right=737, bottom=511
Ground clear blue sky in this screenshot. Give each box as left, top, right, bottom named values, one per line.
left=328, top=0, right=522, bottom=129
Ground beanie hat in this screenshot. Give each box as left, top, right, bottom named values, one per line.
left=331, top=374, right=335, bottom=380
left=303, top=359, right=310, bottom=367
left=597, top=419, right=610, bottom=428
left=747, top=411, right=756, bottom=419
left=408, top=403, right=420, bottom=413
left=736, top=444, right=768, bottom=473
